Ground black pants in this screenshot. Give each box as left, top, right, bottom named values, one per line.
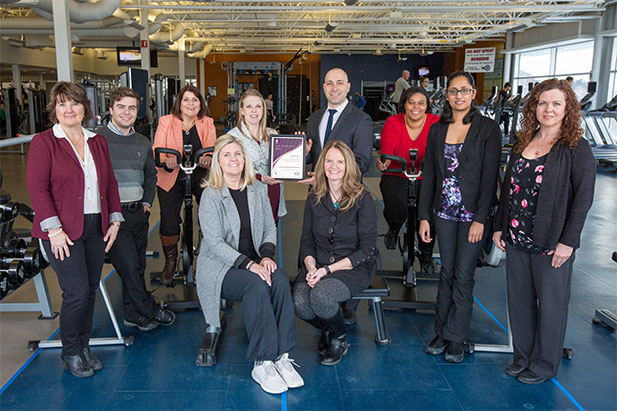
left=500, top=113, right=511, bottom=135
left=107, top=205, right=157, bottom=320
left=433, top=216, right=485, bottom=343
left=379, top=174, right=435, bottom=258
left=42, top=214, right=105, bottom=356
left=157, top=168, right=208, bottom=236
left=506, top=244, right=574, bottom=379
left=221, top=267, right=296, bottom=362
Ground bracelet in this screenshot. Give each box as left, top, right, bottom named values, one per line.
left=247, top=261, right=255, bottom=270
left=324, top=265, right=331, bottom=275
left=48, top=229, right=63, bottom=237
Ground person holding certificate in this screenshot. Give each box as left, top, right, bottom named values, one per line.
left=196, top=134, right=302, bottom=394
left=226, top=89, right=286, bottom=222
left=293, top=140, right=379, bottom=366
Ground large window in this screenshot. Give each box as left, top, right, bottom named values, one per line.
left=513, top=41, right=594, bottom=99
left=609, top=37, right=617, bottom=101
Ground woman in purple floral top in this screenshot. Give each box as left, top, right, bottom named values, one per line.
left=418, top=71, right=502, bottom=363
left=493, top=78, right=595, bottom=384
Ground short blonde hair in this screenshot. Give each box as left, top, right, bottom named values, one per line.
left=203, top=134, right=255, bottom=190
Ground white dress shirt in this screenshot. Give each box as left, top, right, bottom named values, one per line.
left=318, top=99, right=349, bottom=147
left=52, top=123, right=101, bottom=214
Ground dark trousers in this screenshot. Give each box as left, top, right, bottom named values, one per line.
left=433, top=216, right=485, bottom=343
left=505, top=244, right=574, bottom=379
left=221, top=267, right=296, bottom=362
left=380, top=175, right=435, bottom=258
left=42, top=214, right=105, bottom=356
left=107, top=205, right=157, bottom=320
left=157, top=168, right=208, bottom=236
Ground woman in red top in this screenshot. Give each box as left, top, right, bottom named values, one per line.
left=377, top=86, right=439, bottom=273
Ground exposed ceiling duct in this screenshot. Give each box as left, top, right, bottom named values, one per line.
left=187, top=44, right=213, bottom=59
left=25, top=0, right=122, bottom=24
left=149, top=23, right=186, bottom=45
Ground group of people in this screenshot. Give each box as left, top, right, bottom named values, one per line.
left=25, top=65, right=594, bottom=394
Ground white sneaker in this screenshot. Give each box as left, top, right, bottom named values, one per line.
left=274, top=353, right=304, bottom=388
left=251, top=361, right=288, bottom=394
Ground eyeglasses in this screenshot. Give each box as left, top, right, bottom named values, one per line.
left=446, top=88, right=474, bottom=96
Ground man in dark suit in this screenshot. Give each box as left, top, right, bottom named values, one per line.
left=300, top=68, right=373, bottom=186
left=300, top=68, right=373, bottom=324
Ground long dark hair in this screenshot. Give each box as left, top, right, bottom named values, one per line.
left=170, top=85, right=211, bottom=119
left=397, top=86, right=431, bottom=114
left=439, top=71, right=477, bottom=124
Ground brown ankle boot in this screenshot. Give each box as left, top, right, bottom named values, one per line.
left=160, top=235, right=179, bottom=286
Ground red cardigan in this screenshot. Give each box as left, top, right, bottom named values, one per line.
left=26, top=127, right=122, bottom=241
left=379, top=112, right=439, bottom=179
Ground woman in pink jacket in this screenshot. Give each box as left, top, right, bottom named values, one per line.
left=153, top=85, right=216, bottom=285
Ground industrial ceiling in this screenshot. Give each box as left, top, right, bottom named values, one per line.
left=0, top=0, right=606, bottom=56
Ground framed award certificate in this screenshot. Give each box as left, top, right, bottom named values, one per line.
left=269, top=134, right=306, bottom=180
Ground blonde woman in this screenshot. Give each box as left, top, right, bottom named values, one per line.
left=293, top=140, right=379, bottom=366
left=226, top=89, right=286, bottom=222
left=195, top=134, right=302, bottom=395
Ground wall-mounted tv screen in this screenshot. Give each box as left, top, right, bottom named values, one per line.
left=116, top=47, right=158, bottom=68
left=417, top=66, right=430, bottom=77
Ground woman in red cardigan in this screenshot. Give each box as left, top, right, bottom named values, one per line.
left=26, top=82, right=122, bottom=378
left=377, top=86, right=440, bottom=273
left=152, top=85, right=216, bottom=285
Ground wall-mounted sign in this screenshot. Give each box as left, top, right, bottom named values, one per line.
left=464, top=47, right=496, bottom=73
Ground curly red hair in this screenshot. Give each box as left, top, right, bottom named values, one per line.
left=514, top=78, right=583, bottom=153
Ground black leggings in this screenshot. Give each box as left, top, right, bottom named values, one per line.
left=157, top=168, right=208, bottom=236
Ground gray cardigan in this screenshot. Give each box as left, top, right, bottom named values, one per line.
left=196, top=180, right=276, bottom=328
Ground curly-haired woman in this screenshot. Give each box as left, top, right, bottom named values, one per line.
left=493, top=78, right=595, bottom=384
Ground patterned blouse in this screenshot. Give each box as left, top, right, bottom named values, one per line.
left=437, top=143, right=474, bottom=222
left=506, top=155, right=550, bottom=254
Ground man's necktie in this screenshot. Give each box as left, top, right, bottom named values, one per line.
left=323, top=109, right=338, bottom=145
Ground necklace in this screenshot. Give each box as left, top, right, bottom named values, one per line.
left=330, top=190, right=342, bottom=210
left=532, top=137, right=551, bottom=157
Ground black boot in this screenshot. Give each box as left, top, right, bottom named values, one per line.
left=61, top=352, right=94, bottom=378
left=160, top=235, right=179, bottom=286
left=305, top=317, right=331, bottom=356
left=384, top=226, right=400, bottom=250
left=320, top=310, right=349, bottom=366
left=81, top=347, right=103, bottom=371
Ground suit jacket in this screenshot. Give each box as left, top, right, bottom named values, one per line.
left=153, top=114, right=217, bottom=191
left=306, top=102, right=373, bottom=174
left=418, top=112, right=502, bottom=224
left=195, top=181, right=276, bottom=328
left=26, top=127, right=122, bottom=241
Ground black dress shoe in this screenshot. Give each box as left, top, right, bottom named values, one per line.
left=318, top=329, right=331, bottom=356
left=153, top=307, right=176, bottom=326
left=343, top=309, right=357, bottom=326
left=516, top=369, right=548, bottom=384
left=505, top=363, right=526, bottom=377
left=444, top=342, right=465, bottom=363
left=81, top=347, right=103, bottom=371
left=425, top=335, right=449, bottom=355
left=420, top=257, right=441, bottom=275
left=321, top=335, right=349, bottom=366
left=61, top=353, right=94, bottom=378
left=384, top=227, right=399, bottom=250
left=124, top=314, right=158, bottom=331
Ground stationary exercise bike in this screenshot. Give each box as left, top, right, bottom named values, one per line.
left=153, top=145, right=225, bottom=366
left=378, top=149, right=435, bottom=311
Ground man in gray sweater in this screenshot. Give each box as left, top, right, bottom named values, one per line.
left=97, top=87, right=174, bottom=331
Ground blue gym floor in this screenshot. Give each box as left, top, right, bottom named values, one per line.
left=0, top=158, right=615, bottom=411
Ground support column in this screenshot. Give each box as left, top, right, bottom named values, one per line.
left=503, top=33, right=513, bottom=85
left=139, top=1, right=150, bottom=78
left=12, top=64, right=23, bottom=106
left=199, top=58, right=206, bottom=97
left=39, top=73, right=45, bottom=90
left=178, top=38, right=186, bottom=86
left=52, top=0, right=74, bottom=82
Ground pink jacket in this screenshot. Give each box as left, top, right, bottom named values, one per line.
left=153, top=114, right=217, bottom=191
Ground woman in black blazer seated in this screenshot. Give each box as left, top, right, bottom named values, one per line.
left=294, top=140, right=379, bottom=366
left=419, top=71, right=501, bottom=362
left=493, top=79, right=595, bottom=384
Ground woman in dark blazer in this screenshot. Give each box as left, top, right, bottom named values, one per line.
left=294, top=140, right=379, bottom=366
left=493, top=79, right=595, bottom=384
left=196, top=134, right=302, bottom=395
left=26, top=82, right=123, bottom=378
left=418, top=71, right=501, bottom=362
left=152, top=85, right=216, bottom=285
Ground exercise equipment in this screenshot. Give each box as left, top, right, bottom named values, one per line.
left=592, top=252, right=617, bottom=331
left=378, top=150, right=436, bottom=311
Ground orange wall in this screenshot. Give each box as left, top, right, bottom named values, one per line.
left=196, top=53, right=320, bottom=120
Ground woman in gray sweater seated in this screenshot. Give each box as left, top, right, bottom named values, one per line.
left=196, top=134, right=303, bottom=395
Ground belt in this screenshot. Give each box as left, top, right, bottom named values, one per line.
left=121, top=201, right=142, bottom=210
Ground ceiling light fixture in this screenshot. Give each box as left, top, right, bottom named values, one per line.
left=325, top=22, right=339, bottom=32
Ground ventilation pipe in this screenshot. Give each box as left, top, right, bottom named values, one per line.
left=188, top=44, right=213, bottom=59
left=149, top=23, right=185, bottom=44
left=27, top=0, right=122, bottom=24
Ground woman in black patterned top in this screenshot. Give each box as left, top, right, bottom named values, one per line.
left=493, top=78, right=595, bottom=384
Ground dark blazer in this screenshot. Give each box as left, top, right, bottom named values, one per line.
left=495, top=138, right=595, bottom=250
left=418, top=112, right=502, bottom=224
left=26, top=127, right=122, bottom=241
left=298, top=191, right=378, bottom=295
left=306, top=102, right=373, bottom=174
